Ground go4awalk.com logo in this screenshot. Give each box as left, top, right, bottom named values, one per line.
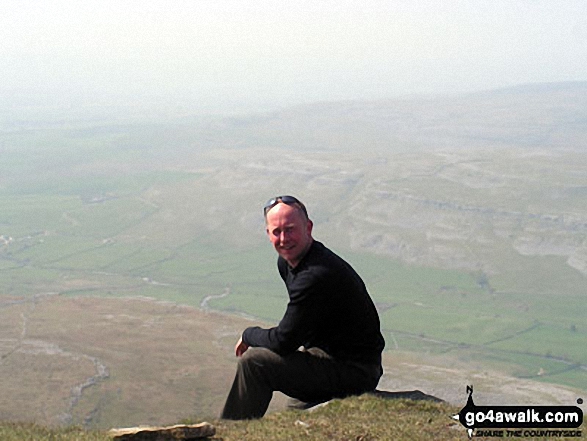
left=453, top=386, right=584, bottom=438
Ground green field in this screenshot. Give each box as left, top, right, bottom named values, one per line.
left=2, top=143, right=585, bottom=387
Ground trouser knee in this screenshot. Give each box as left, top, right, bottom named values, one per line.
left=241, top=347, right=281, bottom=362
left=236, top=347, right=288, bottom=394
left=237, top=348, right=281, bottom=377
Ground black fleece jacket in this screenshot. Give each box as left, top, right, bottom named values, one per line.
left=242, top=241, right=385, bottom=365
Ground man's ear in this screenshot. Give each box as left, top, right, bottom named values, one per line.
left=307, top=219, right=314, bottom=235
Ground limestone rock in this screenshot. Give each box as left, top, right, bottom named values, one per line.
left=109, top=422, right=215, bottom=440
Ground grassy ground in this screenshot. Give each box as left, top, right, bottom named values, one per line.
left=1, top=395, right=584, bottom=441
left=214, top=397, right=462, bottom=441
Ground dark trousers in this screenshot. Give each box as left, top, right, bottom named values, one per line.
left=221, top=347, right=382, bottom=420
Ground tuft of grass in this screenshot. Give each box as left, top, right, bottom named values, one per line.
left=0, top=422, right=110, bottom=441
left=215, top=396, right=462, bottom=441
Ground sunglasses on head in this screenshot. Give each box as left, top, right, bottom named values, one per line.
left=263, top=195, right=308, bottom=218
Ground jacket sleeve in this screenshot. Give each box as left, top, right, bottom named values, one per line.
left=242, top=270, right=323, bottom=355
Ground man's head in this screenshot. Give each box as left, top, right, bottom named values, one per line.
left=264, top=196, right=313, bottom=268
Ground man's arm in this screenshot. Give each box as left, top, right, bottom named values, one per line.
left=241, top=271, right=323, bottom=355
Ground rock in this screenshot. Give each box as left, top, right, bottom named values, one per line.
left=370, top=389, right=444, bottom=402
left=108, top=422, right=215, bottom=440
left=302, top=389, right=444, bottom=412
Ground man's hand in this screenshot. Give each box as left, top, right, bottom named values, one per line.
left=235, top=336, right=249, bottom=357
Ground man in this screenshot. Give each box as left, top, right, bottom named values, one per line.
left=221, top=195, right=385, bottom=420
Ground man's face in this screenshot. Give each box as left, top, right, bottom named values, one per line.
left=265, top=203, right=313, bottom=268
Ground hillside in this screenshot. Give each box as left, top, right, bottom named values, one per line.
left=0, top=296, right=267, bottom=428
left=175, top=81, right=587, bottom=153
left=0, top=295, right=582, bottom=430
left=1, top=394, right=584, bottom=441
left=0, top=397, right=464, bottom=441
left=1, top=82, right=586, bottom=430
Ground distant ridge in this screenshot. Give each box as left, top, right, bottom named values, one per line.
left=212, top=81, right=587, bottom=152
left=474, top=80, right=587, bottom=95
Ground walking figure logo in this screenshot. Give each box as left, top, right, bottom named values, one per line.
left=452, top=385, right=476, bottom=438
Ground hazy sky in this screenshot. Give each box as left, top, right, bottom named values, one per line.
left=2, top=0, right=586, bottom=112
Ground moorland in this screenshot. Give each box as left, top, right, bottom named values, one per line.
left=0, top=82, right=586, bottom=429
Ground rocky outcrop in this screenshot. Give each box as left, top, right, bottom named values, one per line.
left=109, top=422, right=215, bottom=440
